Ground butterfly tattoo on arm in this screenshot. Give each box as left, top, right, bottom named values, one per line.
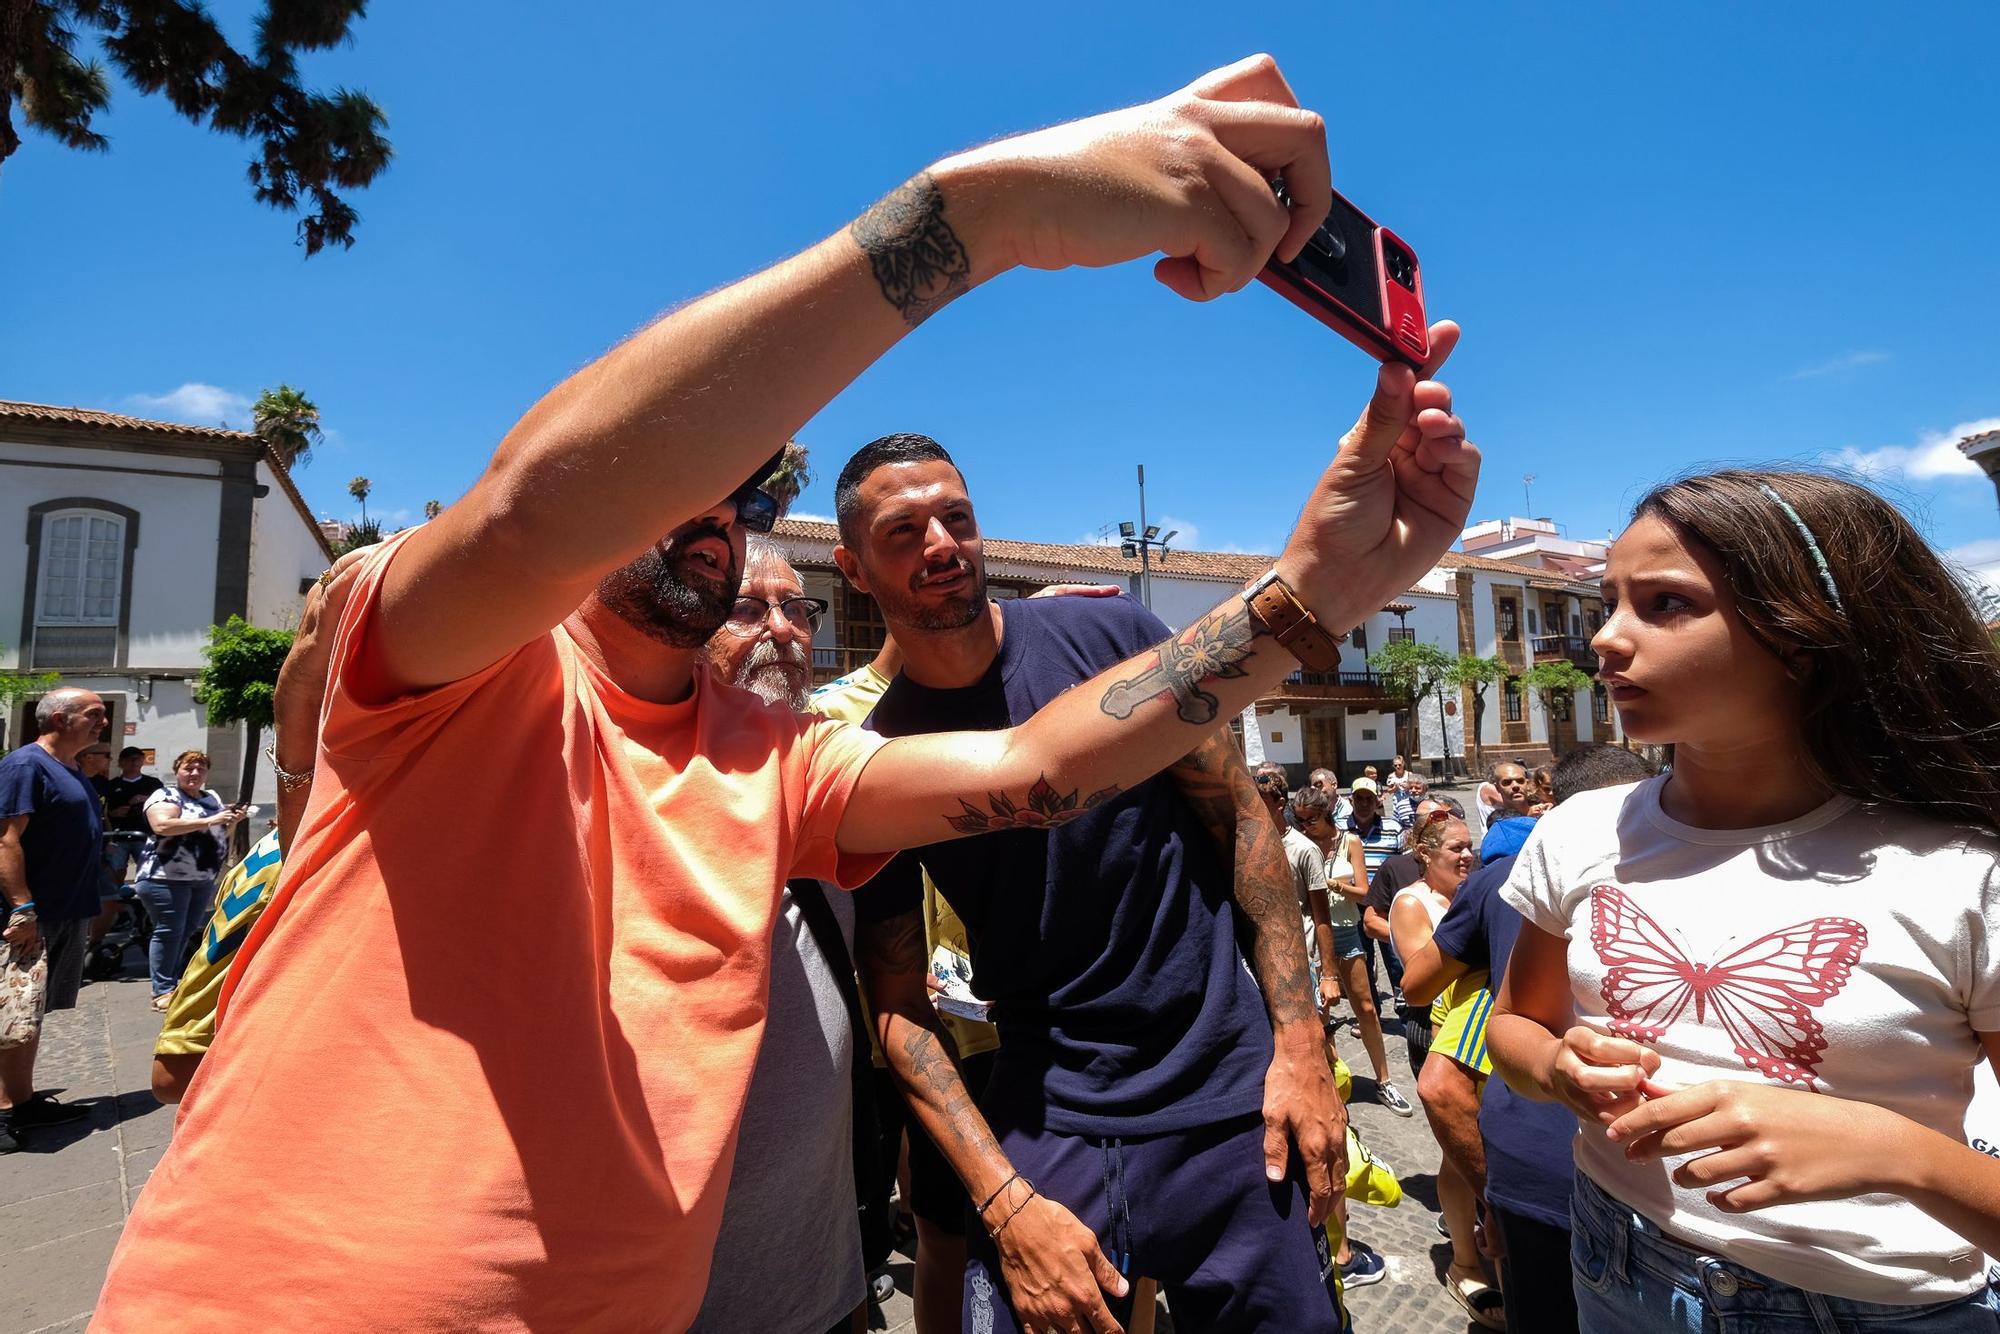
left=1589, top=886, right=1867, bottom=1090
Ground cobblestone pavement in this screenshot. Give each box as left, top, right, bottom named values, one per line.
left=10, top=940, right=1488, bottom=1333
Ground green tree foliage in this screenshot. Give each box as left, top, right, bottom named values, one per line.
left=1, top=646, right=60, bottom=711
left=422, top=499, right=441, bottom=520
left=334, top=517, right=380, bottom=555
left=1, top=1, right=392, bottom=254
left=193, top=616, right=293, bottom=803
left=762, top=441, right=812, bottom=516
left=1446, top=654, right=1506, bottom=770
left=1368, top=638, right=1456, bottom=772
left=252, top=384, right=322, bottom=470
left=347, top=474, right=370, bottom=524
left=1519, top=659, right=1596, bottom=756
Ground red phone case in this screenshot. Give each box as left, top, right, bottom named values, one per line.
left=1259, top=188, right=1430, bottom=369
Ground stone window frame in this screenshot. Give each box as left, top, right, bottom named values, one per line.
left=19, top=496, right=143, bottom=669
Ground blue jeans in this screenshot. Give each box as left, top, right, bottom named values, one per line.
left=134, top=876, right=216, bottom=999
left=1570, top=1169, right=2000, bottom=1333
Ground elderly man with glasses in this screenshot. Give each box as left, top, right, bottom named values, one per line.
left=693, top=536, right=875, bottom=1333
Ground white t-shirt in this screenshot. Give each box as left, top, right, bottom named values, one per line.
left=1501, top=776, right=2000, bottom=1302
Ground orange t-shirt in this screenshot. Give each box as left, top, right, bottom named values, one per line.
left=94, top=535, right=888, bottom=1331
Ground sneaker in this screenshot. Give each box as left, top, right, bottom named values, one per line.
left=0, top=1110, right=18, bottom=1154
left=1339, top=1241, right=1387, bottom=1288
left=1437, top=1213, right=1452, bottom=1239
left=9, top=1091, right=87, bottom=1129
left=1376, top=1081, right=1415, bottom=1117
left=868, top=1269, right=897, bottom=1304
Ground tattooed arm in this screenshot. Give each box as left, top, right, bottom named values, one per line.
left=354, top=57, right=1337, bottom=694
left=1170, top=735, right=1347, bottom=1224
left=855, top=901, right=1130, bottom=1331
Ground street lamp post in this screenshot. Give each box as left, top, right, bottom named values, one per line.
left=1119, top=464, right=1178, bottom=609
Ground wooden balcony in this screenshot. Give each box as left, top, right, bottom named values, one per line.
left=1268, top=667, right=1405, bottom=710
left=1531, top=634, right=1600, bottom=674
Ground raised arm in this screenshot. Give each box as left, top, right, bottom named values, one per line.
left=1167, top=734, right=1344, bottom=1224
left=358, top=55, right=1337, bottom=696
left=842, top=320, right=1476, bottom=854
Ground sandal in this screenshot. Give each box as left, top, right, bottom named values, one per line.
left=1445, top=1265, right=1504, bottom=1330
left=150, top=994, right=172, bottom=1012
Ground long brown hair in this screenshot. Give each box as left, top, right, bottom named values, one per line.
left=1634, top=469, right=2000, bottom=836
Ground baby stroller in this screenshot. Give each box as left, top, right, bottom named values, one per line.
left=86, top=833, right=153, bottom=981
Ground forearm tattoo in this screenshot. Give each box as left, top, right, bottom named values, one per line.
left=856, top=909, right=1008, bottom=1180
left=946, top=774, right=1119, bottom=836
left=1171, top=739, right=1315, bottom=1029
left=851, top=171, right=971, bottom=326
left=1100, top=603, right=1261, bottom=725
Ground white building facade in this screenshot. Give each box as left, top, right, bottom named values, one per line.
left=1, top=402, right=334, bottom=807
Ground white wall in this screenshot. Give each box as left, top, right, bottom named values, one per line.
left=0, top=445, right=222, bottom=670
left=1256, top=709, right=1305, bottom=765
left=1133, top=573, right=1237, bottom=634
left=248, top=462, right=331, bottom=631
left=1344, top=712, right=1396, bottom=765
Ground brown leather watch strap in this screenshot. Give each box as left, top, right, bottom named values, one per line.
left=1244, top=571, right=1343, bottom=672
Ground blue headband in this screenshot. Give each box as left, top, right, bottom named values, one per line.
left=1756, top=483, right=1846, bottom=617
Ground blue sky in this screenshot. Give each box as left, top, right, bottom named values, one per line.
left=4, top=2, right=1997, bottom=591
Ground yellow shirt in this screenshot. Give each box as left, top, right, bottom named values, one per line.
left=812, top=664, right=1000, bottom=1059
left=154, top=830, right=286, bottom=1057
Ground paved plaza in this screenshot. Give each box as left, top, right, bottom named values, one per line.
left=5, top=904, right=1491, bottom=1334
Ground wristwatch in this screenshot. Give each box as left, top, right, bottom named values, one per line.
left=1241, top=568, right=1345, bottom=672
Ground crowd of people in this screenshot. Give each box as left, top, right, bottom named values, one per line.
left=1, top=53, right=1998, bottom=1334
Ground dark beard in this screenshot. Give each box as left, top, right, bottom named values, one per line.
left=871, top=557, right=987, bottom=632
left=596, top=535, right=737, bottom=649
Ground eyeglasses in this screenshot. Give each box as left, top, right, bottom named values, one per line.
left=727, top=450, right=788, bottom=534
left=721, top=595, right=828, bottom=636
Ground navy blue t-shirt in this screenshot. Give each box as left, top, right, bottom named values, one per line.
left=856, top=595, right=1271, bottom=1137
left=0, top=744, right=106, bottom=921
left=1430, top=852, right=1575, bottom=1229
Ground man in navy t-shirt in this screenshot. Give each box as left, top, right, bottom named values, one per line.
left=836, top=435, right=1348, bottom=1334
left=0, top=688, right=109, bottom=1151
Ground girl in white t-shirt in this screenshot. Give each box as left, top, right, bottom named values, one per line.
left=1488, top=469, right=2000, bottom=1331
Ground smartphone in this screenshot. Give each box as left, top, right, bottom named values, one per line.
left=1260, top=183, right=1430, bottom=368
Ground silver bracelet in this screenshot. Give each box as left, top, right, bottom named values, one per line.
left=265, top=744, right=314, bottom=790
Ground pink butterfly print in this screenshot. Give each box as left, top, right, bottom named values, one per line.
left=1588, top=885, right=1867, bottom=1090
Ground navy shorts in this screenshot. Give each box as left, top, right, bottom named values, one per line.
left=965, top=1108, right=1345, bottom=1333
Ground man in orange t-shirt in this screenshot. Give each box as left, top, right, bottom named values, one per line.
left=94, top=56, right=1477, bottom=1331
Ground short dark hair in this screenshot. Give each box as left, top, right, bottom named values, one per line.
left=834, top=433, right=961, bottom=547
left=1290, top=785, right=1331, bottom=821
left=118, top=747, right=144, bottom=761
left=1551, top=744, right=1656, bottom=804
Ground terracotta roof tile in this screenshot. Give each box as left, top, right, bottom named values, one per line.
left=0, top=399, right=261, bottom=443
left=0, top=399, right=334, bottom=561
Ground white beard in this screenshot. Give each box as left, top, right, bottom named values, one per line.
left=735, top=638, right=810, bottom=712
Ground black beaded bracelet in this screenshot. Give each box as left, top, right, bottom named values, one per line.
left=975, top=1170, right=1022, bottom=1217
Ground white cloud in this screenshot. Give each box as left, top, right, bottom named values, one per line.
left=1824, top=416, right=2000, bottom=483
left=785, top=510, right=836, bottom=526
left=1948, top=539, right=2000, bottom=596
left=127, top=383, right=252, bottom=429
left=1788, top=350, right=1890, bottom=381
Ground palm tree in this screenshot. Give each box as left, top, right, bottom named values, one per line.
left=423, top=499, right=442, bottom=521
left=349, top=476, right=372, bottom=526
left=252, top=385, right=323, bottom=470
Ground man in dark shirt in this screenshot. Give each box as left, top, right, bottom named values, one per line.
left=837, top=435, right=1348, bottom=1334
left=0, top=689, right=109, bottom=1151
left=101, top=747, right=165, bottom=885
left=1405, top=743, right=1654, bottom=1334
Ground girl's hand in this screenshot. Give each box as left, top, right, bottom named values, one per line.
left=1604, top=1080, right=1900, bottom=1212
left=1548, top=1025, right=1660, bottom=1124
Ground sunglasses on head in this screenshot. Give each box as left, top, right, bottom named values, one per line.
left=726, top=450, right=788, bottom=534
